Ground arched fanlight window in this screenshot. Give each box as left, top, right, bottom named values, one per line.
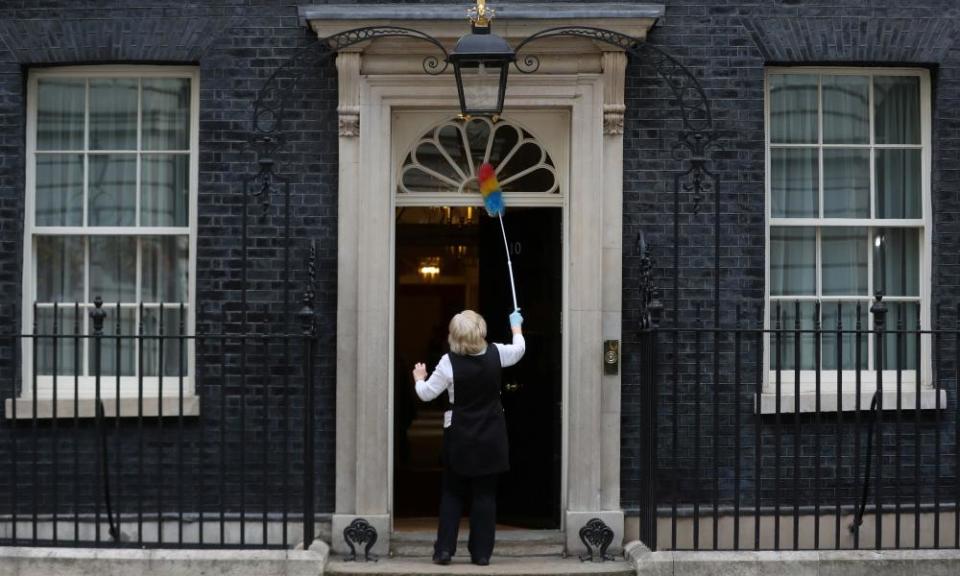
left=399, top=117, right=558, bottom=195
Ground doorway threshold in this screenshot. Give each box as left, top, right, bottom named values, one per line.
left=393, top=517, right=534, bottom=532
left=391, top=527, right=565, bottom=558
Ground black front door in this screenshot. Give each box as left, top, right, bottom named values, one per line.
left=479, top=207, right=562, bottom=529
left=393, top=206, right=562, bottom=529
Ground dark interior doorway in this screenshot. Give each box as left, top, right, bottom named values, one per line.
left=393, top=206, right=562, bottom=530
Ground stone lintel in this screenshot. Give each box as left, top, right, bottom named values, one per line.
left=299, top=3, right=664, bottom=24
left=300, top=3, right=662, bottom=49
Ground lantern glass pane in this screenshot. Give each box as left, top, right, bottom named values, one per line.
left=459, top=61, right=503, bottom=114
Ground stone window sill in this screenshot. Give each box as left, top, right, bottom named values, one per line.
left=4, top=395, right=200, bottom=420
left=756, top=388, right=947, bottom=414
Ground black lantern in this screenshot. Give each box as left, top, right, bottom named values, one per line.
left=448, top=1, right=515, bottom=118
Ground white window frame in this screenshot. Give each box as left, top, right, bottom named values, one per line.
left=761, top=67, right=943, bottom=413
left=10, top=65, right=199, bottom=418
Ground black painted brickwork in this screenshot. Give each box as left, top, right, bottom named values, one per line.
left=0, top=0, right=340, bottom=519
left=0, top=0, right=959, bottom=527
left=620, top=0, right=960, bottom=518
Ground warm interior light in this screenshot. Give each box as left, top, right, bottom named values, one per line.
left=419, top=257, right=441, bottom=278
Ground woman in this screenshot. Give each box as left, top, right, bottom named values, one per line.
left=412, top=309, right=525, bottom=566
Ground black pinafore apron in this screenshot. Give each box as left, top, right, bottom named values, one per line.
left=444, top=346, right=510, bottom=477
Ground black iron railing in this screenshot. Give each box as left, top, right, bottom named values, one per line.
left=0, top=298, right=319, bottom=549
left=637, top=295, right=958, bottom=551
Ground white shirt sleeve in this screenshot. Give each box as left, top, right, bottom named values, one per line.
left=415, top=354, right=453, bottom=402
left=495, top=333, right=526, bottom=368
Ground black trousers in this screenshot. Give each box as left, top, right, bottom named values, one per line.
left=434, top=465, right=498, bottom=560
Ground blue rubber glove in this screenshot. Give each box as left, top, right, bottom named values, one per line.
left=509, top=310, right=523, bottom=328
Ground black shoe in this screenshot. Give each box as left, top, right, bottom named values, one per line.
left=433, top=551, right=452, bottom=565
left=472, top=557, right=490, bottom=566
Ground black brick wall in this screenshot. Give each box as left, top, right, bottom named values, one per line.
left=620, top=0, right=960, bottom=517
left=0, top=0, right=959, bottom=530
left=0, top=0, right=340, bottom=519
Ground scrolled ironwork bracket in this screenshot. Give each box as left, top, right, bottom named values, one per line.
left=324, top=26, right=450, bottom=75
left=636, top=232, right=663, bottom=330
left=343, top=518, right=379, bottom=562
left=578, top=517, right=615, bottom=562
left=513, top=26, right=640, bottom=73
left=298, top=240, right=318, bottom=338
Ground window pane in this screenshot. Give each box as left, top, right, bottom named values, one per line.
left=437, top=123, right=471, bottom=176
left=401, top=166, right=456, bottom=193
left=874, top=76, right=920, bottom=145
left=142, top=78, right=191, bottom=150
left=771, top=148, right=818, bottom=218
left=822, top=301, right=868, bottom=371
left=142, top=154, right=189, bottom=226
left=36, top=154, right=84, bottom=226
left=770, top=227, right=816, bottom=296
left=770, top=301, right=816, bottom=371
left=36, top=236, right=84, bottom=302
left=822, top=75, right=869, bottom=144
left=89, top=236, right=136, bottom=303
left=89, top=154, right=136, bottom=226
left=822, top=228, right=868, bottom=296
left=458, top=63, right=503, bottom=113
left=142, top=236, right=189, bottom=303
left=499, top=141, right=555, bottom=192
left=874, top=228, right=920, bottom=297
left=823, top=148, right=869, bottom=218
left=412, top=141, right=461, bottom=183
left=876, top=149, right=921, bottom=219
left=36, top=305, right=81, bottom=376
left=142, top=306, right=187, bottom=378
left=881, top=302, right=919, bottom=371
left=89, top=305, right=136, bottom=377
left=769, top=74, right=818, bottom=144
left=37, top=78, right=85, bottom=151
left=464, top=119, right=492, bottom=171
left=89, top=78, right=138, bottom=150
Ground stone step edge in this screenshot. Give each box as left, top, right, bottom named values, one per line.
left=391, top=530, right=565, bottom=543
left=390, top=550, right=565, bottom=558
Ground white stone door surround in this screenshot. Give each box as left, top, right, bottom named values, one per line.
left=300, top=2, right=663, bottom=556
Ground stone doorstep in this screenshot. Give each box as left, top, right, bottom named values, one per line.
left=325, top=556, right=633, bottom=576
left=390, top=530, right=565, bottom=557
left=624, top=541, right=960, bottom=576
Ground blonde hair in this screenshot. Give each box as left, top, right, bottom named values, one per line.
left=448, top=310, right=488, bottom=355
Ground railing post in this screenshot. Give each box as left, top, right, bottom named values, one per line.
left=870, top=292, right=887, bottom=549
left=637, top=236, right=661, bottom=550
left=90, top=297, right=106, bottom=545
left=298, top=242, right=318, bottom=548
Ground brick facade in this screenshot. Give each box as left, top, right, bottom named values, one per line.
left=620, top=0, right=960, bottom=514
left=0, top=0, right=340, bottom=518
left=0, top=0, right=958, bottom=526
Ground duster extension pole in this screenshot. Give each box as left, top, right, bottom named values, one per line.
left=498, top=212, right=518, bottom=312
left=478, top=161, right=520, bottom=313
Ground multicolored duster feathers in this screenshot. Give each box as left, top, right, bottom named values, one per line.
left=477, top=162, right=505, bottom=217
